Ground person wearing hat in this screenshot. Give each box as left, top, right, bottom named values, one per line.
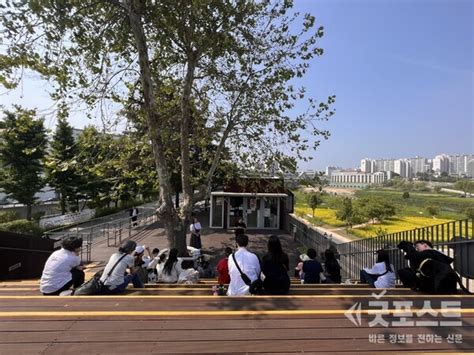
left=40, top=236, right=85, bottom=295
left=100, top=240, right=144, bottom=294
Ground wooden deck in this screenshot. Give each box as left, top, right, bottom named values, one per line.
left=0, top=280, right=473, bottom=354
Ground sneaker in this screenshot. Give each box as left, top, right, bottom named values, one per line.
left=59, top=290, right=74, bottom=296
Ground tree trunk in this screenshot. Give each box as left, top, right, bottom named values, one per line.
left=126, top=0, right=186, bottom=254
left=60, top=191, right=66, bottom=215
left=26, top=204, right=32, bottom=221
left=179, top=49, right=196, bottom=226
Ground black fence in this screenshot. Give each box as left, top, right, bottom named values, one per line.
left=289, top=215, right=474, bottom=291
left=43, top=206, right=158, bottom=263
left=0, top=231, right=55, bottom=280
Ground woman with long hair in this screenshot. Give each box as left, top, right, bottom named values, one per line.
left=157, top=248, right=184, bottom=283
left=323, top=249, right=342, bottom=284
left=360, top=249, right=395, bottom=288
left=261, top=235, right=290, bottom=294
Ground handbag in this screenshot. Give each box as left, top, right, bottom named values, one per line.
left=231, top=253, right=262, bottom=294
left=74, top=253, right=128, bottom=295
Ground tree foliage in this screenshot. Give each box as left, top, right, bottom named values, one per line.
left=0, top=0, right=335, bottom=251
left=335, top=197, right=353, bottom=226
left=307, top=193, right=321, bottom=218
left=0, top=106, right=47, bottom=220
left=425, top=204, right=439, bottom=217
left=75, top=127, right=158, bottom=208
left=454, top=180, right=474, bottom=196
left=45, top=114, right=83, bottom=214
left=354, top=197, right=396, bottom=224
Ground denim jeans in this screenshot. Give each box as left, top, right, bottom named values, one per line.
left=105, top=273, right=143, bottom=294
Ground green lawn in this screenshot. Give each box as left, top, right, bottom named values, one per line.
left=355, top=188, right=472, bottom=220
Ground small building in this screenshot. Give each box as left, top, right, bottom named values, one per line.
left=209, top=177, right=293, bottom=230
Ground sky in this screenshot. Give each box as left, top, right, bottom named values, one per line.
left=296, top=0, right=473, bottom=170
left=0, top=0, right=473, bottom=171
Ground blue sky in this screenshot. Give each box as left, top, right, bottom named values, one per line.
left=1, top=0, right=472, bottom=171
left=296, top=0, right=473, bottom=170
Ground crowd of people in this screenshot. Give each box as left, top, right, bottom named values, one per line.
left=39, top=215, right=461, bottom=296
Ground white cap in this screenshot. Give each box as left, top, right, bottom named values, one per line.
left=135, top=245, right=145, bottom=254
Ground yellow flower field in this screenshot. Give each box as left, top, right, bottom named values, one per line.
left=349, top=216, right=472, bottom=239
left=294, top=206, right=346, bottom=227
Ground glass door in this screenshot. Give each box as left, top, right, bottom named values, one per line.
left=210, top=196, right=224, bottom=228
left=228, top=196, right=244, bottom=228
left=245, top=197, right=259, bottom=228
left=262, top=197, right=279, bottom=229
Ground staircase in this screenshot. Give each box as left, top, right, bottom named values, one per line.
left=0, top=278, right=472, bottom=353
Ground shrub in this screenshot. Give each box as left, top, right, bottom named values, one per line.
left=32, top=211, right=46, bottom=222
left=402, top=191, right=410, bottom=199
left=0, top=211, right=20, bottom=223
left=0, top=219, right=43, bottom=236
left=426, top=204, right=440, bottom=217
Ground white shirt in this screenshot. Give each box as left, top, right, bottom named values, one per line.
left=157, top=259, right=184, bottom=283
left=364, top=262, right=396, bottom=289
left=227, top=247, right=261, bottom=296
left=146, top=256, right=160, bottom=270
left=190, top=222, right=202, bottom=234
left=100, top=252, right=134, bottom=288
left=40, top=248, right=81, bottom=294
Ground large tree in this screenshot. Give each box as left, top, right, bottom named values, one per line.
left=46, top=114, right=83, bottom=214
left=0, top=106, right=47, bottom=220
left=0, top=1, right=335, bottom=253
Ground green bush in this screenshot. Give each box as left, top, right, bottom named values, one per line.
left=32, top=211, right=46, bottom=222
left=0, top=211, right=20, bottom=223
left=95, top=206, right=123, bottom=218
left=0, top=219, right=43, bottom=236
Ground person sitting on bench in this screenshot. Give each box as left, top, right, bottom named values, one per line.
left=101, top=240, right=143, bottom=294
left=360, top=249, right=396, bottom=288
left=40, top=236, right=85, bottom=295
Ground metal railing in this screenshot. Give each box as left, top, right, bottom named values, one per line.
left=289, top=215, right=474, bottom=291
left=43, top=205, right=158, bottom=263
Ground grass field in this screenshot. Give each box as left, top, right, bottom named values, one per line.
left=293, top=188, right=472, bottom=239
left=354, top=188, right=472, bottom=220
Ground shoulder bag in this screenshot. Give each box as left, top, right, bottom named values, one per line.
left=74, top=253, right=128, bottom=295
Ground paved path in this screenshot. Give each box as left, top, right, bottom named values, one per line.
left=88, top=213, right=305, bottom=269
left=303, top=213, right=358, bottom=244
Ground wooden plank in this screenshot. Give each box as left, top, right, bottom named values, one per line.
left=0, top=338, right=471, bottom=353
left=2, top=316, right=474, bottom=332
left=0, top=326, right=472, bottom=344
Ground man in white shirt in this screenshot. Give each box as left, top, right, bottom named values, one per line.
left=227, top=234, right=261, bottom=296
left=40, top=236, right=84, bottom=295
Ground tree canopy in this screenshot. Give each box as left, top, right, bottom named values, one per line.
left=0, top=106, right=47, bottom=220
left=0, top=0, right=335, bottom=251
